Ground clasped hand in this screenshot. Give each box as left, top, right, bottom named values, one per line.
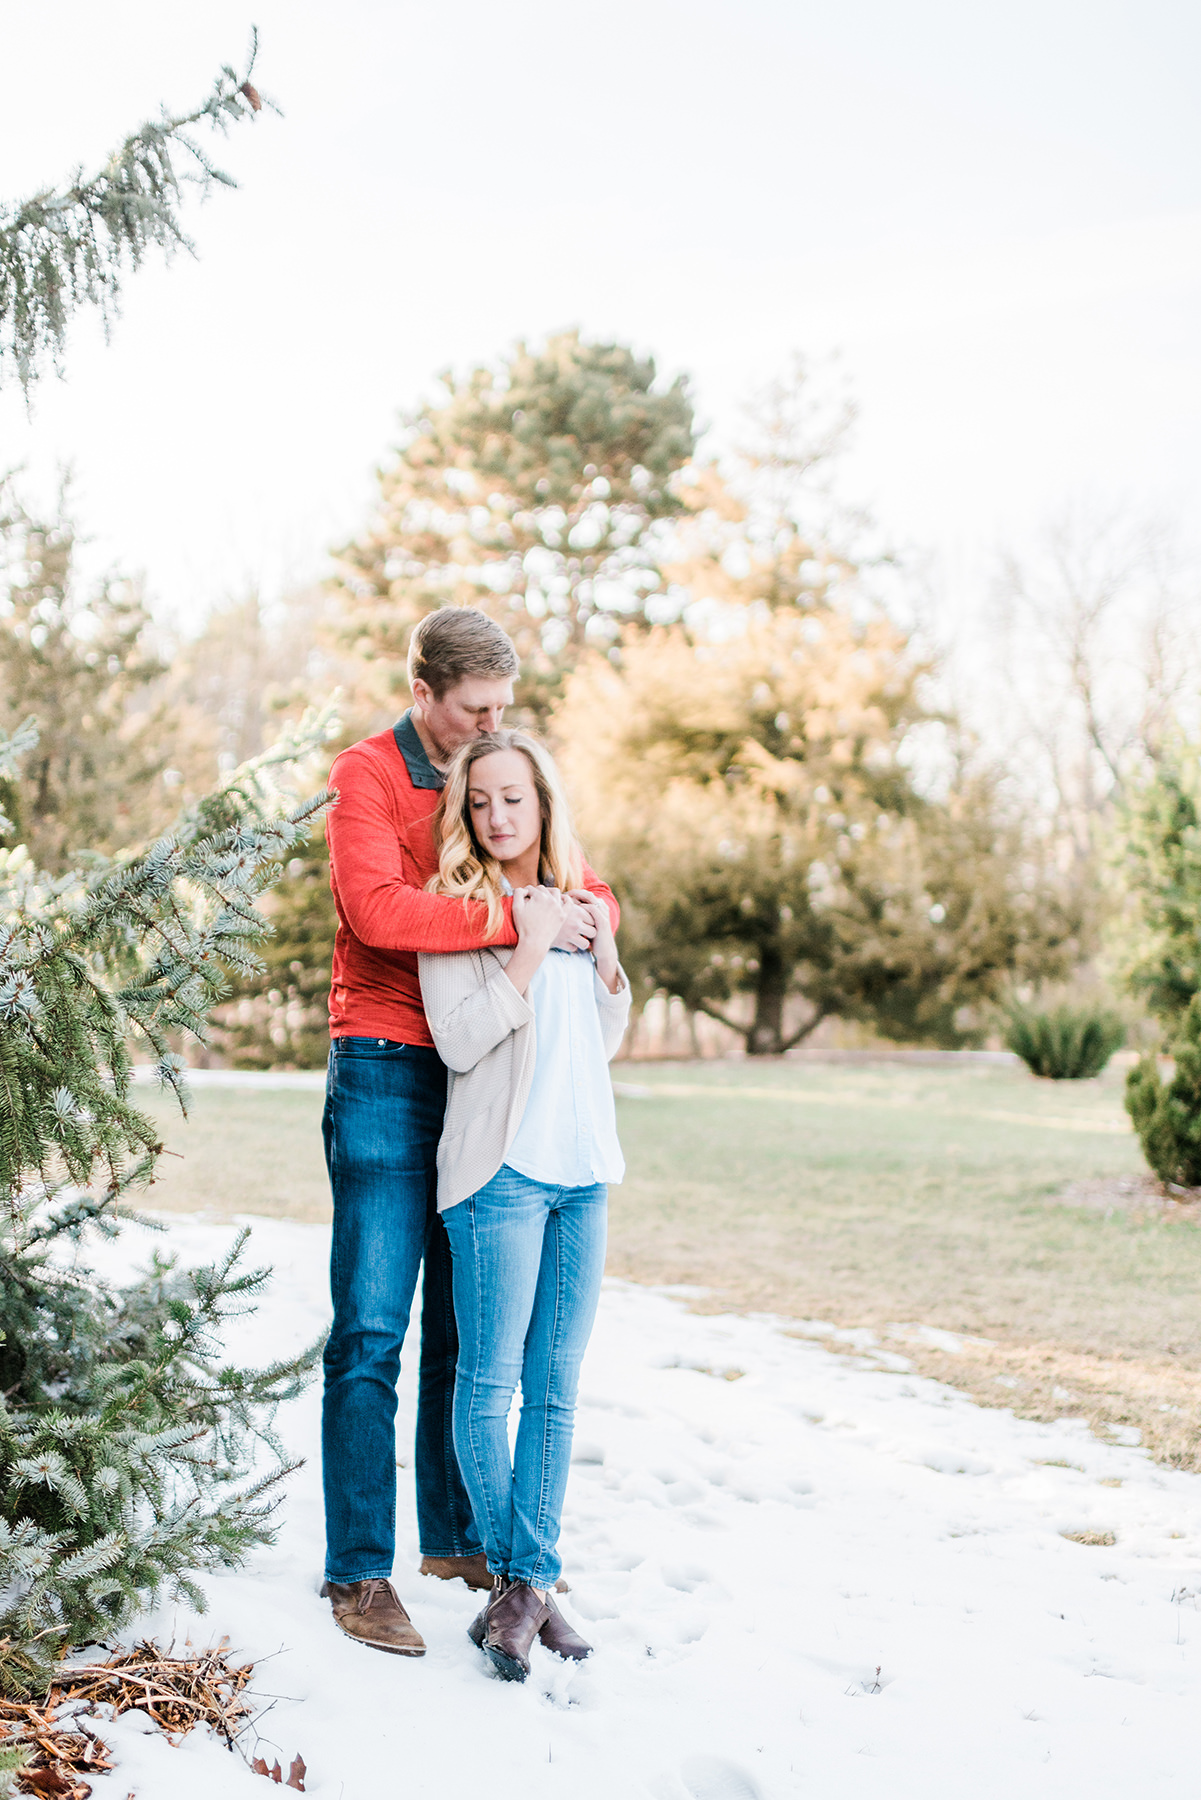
left=512, top=886, right=597, bottom=954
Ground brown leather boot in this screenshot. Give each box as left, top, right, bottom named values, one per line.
left=537, top=1591, right=592, bottom=1662
left=481, top=1580, right=549, bottom=1682
left=421, top=1552, right=569, bottom=1594
left=420, top=1552, right=493, bottom=1591
left=321, top=1579, right=426, bottom=1656
left=467, top=1574, right=510, bottom=1649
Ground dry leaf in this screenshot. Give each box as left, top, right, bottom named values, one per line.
left=22, top=1773, right=75, bottom=1797
left=286, top=1752, right=306, bottom=1791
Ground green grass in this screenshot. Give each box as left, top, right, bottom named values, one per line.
left=138, top=1086, right=332, bottom=1224
left=135, top=1059, right=1201, bottom=1464
left=607, top=1061, right=1183, bottom=1360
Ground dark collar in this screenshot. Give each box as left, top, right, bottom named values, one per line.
left=392, top=709, right=445, bottom=790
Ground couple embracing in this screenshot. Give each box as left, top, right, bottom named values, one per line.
left=319, top=606, right=629, bottom=1683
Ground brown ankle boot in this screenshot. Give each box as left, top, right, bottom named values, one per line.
left=421, top=1551, right=569, bottom=1594
left=481, top=1580, right=550, bottom=1683
left=321, top=1579, right=426, bottom=1656
left=467, top=1574, right=510, bottom=1649
left=537, top=1591, right=592, bottom=1662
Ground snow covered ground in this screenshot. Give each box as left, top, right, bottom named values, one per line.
left=82, top=1215, right=1201, bottom=1799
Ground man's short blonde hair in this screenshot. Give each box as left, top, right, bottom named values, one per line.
left=407, top=607, right=519, bottom=700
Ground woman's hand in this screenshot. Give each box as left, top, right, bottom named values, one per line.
left=568, top=890, right=621, bottom=993
left=504, top=885, right=567, bottom=995
left=513, top=885, right=566, bottom=954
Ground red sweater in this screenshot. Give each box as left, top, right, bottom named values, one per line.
left=325, top=719, right=619, bottom=1047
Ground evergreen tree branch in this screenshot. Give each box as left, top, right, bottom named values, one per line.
left=0, top=30, right=275, bottom=391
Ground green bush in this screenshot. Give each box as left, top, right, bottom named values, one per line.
left=1125, top=994, right=1201, bottom=1188
left=1004, top=1002, right=1126, bottom=1080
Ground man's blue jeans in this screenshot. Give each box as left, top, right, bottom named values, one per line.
left=321, top=1037, right=481, bottom=1584
left=443, top=1164, right=607, bottom=1588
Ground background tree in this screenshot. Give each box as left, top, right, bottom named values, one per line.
left=333, top=330, right=696, bottom=721
left=558, top=612, right=1077, bottom=1054
left=156, top=585, right=368, bottom=1068
left=0, top=487, right=167, bottom=872
left=0, top=35, right=269, bottom=390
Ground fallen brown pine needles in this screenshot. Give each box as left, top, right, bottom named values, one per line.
left=54, top=1638, right=255, bottom=1750
left=0, top=1637, right=297, bottom=1797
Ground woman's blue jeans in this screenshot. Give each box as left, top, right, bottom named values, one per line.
left=443, top=1164, right=607, bottom=1588
left=321, top=1038, right=481, bottom=1584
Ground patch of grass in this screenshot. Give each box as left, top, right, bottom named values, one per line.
left=137, top=1086, right=331, bottom=1223
left=608, top=1059, right=1201, bottom=1467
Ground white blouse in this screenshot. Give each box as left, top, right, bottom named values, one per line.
left=504, top=943, right=626, bottom=1188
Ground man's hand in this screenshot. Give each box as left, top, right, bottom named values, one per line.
left=551, top=897, right=597, bottom=953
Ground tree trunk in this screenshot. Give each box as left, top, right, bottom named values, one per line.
left=747, top=949, right=787, bottom=1056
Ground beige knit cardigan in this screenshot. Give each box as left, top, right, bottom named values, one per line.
left=417, top=945, right=631, bottom=1212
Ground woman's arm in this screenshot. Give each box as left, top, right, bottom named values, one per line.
left=594, top=965, right=632, bottom=1060
left=567, top=889, right=631, bottom=1056
left=418, top=952, right=534, bottom=1074
left=568, top=890, right=621, bottom=993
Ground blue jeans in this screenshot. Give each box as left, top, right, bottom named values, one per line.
left=321, top=1038, right=481, bottom=1584
left=443, top=1164, right=607, bottom=1587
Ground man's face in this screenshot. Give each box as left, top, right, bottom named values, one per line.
left=413, top=675, right=513, bottom=756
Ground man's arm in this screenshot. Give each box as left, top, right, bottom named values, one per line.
left=327, top=751, right=518, bottom=953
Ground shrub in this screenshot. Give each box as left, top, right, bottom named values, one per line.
left=1004, top=1002, right=1126, bottom=1080
left=1125, top=994, right=1201, bottom=1188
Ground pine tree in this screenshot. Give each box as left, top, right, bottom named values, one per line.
left=1119, top=738, right=1201, bottom=1183
left=0, top=35, right=271, bottom=390
left=334, top=331, right=696, bottom=722
left=0, top=705, right=335, bottom=1694
left=1118, top=739, right=1201, bottom=1030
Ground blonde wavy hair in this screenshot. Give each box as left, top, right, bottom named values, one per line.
left=426, top=729, right=585, bottom=938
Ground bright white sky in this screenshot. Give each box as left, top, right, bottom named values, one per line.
left=2, top=0, right=1199, bottom=633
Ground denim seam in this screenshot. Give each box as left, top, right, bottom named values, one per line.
left=524, top=1192, right=564, bottom=1586
left=458, top=1198, right=512, bottom=1578
left=438, top=1224, right=473, bottom=1558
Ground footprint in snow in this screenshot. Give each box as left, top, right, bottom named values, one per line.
left=679, top=1753, right=764, bottom=1800
left=661, top=1563, right=711, bottom=1593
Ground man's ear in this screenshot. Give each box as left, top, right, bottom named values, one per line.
left=410, top=676, right=433, bottom=711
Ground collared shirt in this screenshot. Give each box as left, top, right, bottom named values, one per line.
left=391, top=708, right=444, bottom=790
left=504, top=894, right=626, bottom=1188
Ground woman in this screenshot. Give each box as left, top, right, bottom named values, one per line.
left=417, top=728, right=630, bottom=1683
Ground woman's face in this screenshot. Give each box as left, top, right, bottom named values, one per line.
left=466, top=749, right=543, bottom=866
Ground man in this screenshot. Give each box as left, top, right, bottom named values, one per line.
left=319, top=606, right=618, bottom=1657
